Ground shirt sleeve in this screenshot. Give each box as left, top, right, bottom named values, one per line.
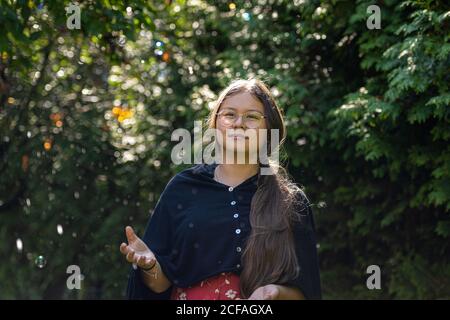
left=126, top=188, right=174, bottom=300
left=282, top=192, right=322, bottom=299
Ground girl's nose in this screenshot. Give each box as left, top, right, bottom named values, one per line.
left=233, top=115, right=245, bottom=128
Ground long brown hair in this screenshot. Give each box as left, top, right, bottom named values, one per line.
left=207, top=78, right=305, bottom=298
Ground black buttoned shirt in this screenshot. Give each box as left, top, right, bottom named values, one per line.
left=126, top=162, right=321, bottom=299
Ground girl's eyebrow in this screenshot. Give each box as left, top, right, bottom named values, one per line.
left=221, top=106, right=263, bottom=113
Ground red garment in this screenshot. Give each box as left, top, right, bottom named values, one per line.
left=170, top=272, right=242, bottom=300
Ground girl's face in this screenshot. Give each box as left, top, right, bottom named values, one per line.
left=216, top=91, right=268, bottom=163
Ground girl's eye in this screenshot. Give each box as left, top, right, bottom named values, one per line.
left=247, top=114, right=260, bottom=120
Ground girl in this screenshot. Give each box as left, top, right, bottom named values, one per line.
left=120, top=78, right=321, bottom=300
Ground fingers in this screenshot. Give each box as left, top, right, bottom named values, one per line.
left=263, top=286, right=279, bottom=300
left=263, top=292, right=273, bottom=300
left=248, top=286, right=276, bottom=300
left=119, top=242, right=128, bottom=255
left=137, top=256, right=150, bottom=269
left=122, top=246, right=153, bottom=267
left=125, top=226, right=137, bottom=243
left=126, top=248, right=135, bottom=263
left=137, top=256, right=147, bottom=268
left=120, top=241, right=152, bottom=267
left=121, top=227, right=154, bottom=267
left=120, top=242, right=135, bottom=257
left=136, top=255, right=147, bottom=268
left=263, top=288, right=273, bottom=300
left=137, top=255, right=154, bottom=269
left=136, top=255, right=145, bottom=268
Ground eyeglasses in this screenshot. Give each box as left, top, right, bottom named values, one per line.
left=216, top=109, right=266, bottom=129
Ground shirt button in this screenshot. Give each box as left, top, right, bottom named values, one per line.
left=235, top=228, right=241, bottom=234
left=233, top=213, right=239, bottom=219
left=228, top=186, right=233, bottom=192
left=236, top=264, right=241, bottom=268
left=236, top=247, right=242, bottom=252
left=231, top=201, right=236, bottom=206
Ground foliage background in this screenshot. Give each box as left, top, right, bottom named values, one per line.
left=0, top=0, right=449, bottom=299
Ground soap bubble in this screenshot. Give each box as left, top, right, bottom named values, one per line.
left=35, top=255, right=47, bottom=268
